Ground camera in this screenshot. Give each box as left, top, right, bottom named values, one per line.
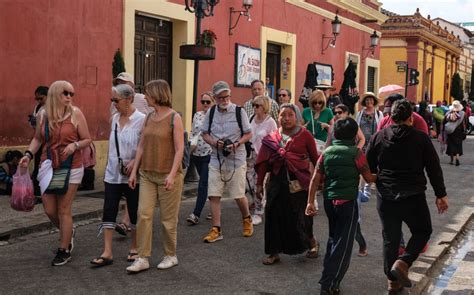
left=221, top=139, right=234, bottom=157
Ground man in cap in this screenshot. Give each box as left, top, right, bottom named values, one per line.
left=243, top=79, right=280, bottom=122
left=111, top=72, right=153, bottom=116
left=200, top=81, right=254, bottom=243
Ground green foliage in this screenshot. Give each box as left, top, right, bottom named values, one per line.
left=112, top=49, right=126, bottom=78
left=450, top=72, right=463, bottom=101
left=198, top=30, right=217, bottom=47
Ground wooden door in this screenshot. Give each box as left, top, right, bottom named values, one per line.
left=134, top=15, right=172, bottom=93
left=266, top=43, right=281, bottom=100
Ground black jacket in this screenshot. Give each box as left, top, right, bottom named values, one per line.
left=366, top=124, right=447, bottom=201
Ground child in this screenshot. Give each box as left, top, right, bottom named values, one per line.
left=306, top=118, right=376, bottom=295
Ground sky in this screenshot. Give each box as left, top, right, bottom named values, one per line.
left=381, top=0, right=474, bottom=23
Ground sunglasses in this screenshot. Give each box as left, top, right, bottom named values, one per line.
left=278, top=93, right=287, bottom=97
left=201, top=100, right=212, bottom=105
left=334, top=111, right=343, bottom=115
left=62, top=91, right=75, bottom=97
left=110, top=97, right=121, bottom=103
left=312, top=101, right=323, bottom=105
left=252, top=103, right=262, bottom=108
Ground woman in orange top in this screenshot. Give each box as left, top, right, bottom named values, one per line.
left=19, top=80, right=91, bottom=266
left=127, top=79, right=184, bottom=273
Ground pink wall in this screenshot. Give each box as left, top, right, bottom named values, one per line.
left=172, top=0, right=380, bottom=109
left=0, top=0, right=123, bottom=146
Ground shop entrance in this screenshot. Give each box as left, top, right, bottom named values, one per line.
left=266, top=43, right=281, bottom=100
left=134, top=15, right=172, bottom=93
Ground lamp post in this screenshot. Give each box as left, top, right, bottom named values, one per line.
left=184, top=0, right=220, bottom=115
left=321, top=14, right=342, bottom=55
left=362, top=30, right=380, bottom=57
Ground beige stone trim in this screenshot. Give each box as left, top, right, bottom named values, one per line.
left=363, top=57, right=380, bottom=94
left=327, top=0, right=387, bottom=24
left=260, top=27, right=297, bottom=103
left=123, top=0, right=195, bottom=130
left=285, top=0, right=381, bottom=34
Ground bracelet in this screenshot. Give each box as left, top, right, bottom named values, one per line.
left=74, top=142, right=80, bottom=150
left=24, top=150, right=34, bottom=159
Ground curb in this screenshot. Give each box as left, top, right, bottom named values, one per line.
left=410, top=211, right=474, bottom=294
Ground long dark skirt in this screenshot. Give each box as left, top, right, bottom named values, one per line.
left=446, top=126, right=464, bottom=156
left=264, top=168, right=313, bottom=255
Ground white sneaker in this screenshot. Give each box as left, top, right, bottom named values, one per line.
left=126, top=257, right=149, bottom=273
left=252, top=214, right=263, bottom=225
left=157, top=255, right=178, bottom=270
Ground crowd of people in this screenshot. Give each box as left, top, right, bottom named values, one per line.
left=14, top=74, right=458, bottom=294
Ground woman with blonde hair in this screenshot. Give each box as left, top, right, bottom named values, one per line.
left=246, top=95, right=277, bottom=225
left=126, top=79, right=184, bottom=273
left=186, top=91, right=215, bottom=225
left=19, top=80, right=91, bottom=266
left=302, top=90, right=334, bottom=153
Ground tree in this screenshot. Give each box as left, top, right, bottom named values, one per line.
left=112, top=49, right=126, bottom=78
left=450, top=72, right=463, bottom=101
left=469, top=66, right=474, bottom=101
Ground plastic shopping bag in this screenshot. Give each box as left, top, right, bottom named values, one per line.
left=10, top=168, right=35, bottom=212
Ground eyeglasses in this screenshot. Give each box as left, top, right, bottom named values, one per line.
left=62, top=91, right=74, bottom=97
left=252, top=103, right=262, bottom=108
left=334, top=111, right=343, bottom=115
left=278, top=93, right=287, bottom=97
left=216, top=95, right=231, bottom=100
left=312, top=101, right=323, bottom=105
left=201, top=100, right=212, bottom=105
left=110, top=97, right=121, bottom=103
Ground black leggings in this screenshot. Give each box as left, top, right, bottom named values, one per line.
left=102, top=182, right=139, bottom=229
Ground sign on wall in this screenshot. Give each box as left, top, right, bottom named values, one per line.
left=314, top=62, right=333, bottom=86
left=234, top=43, right=261, bottom=87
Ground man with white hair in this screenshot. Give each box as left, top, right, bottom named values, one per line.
left=200, top=81, right=254, bottom=243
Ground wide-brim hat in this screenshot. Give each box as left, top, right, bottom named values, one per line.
left=361, top=92, right=379, bottom=105
left=113, top=72, right=134, bottom=85
left=452, top=100, right=463, bottom=112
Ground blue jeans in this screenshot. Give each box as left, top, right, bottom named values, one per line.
left=191, top=155, right=210, bottom=217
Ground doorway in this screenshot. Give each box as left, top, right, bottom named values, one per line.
left=134, top=15, right=172, bottom=93
left=266, top=43, right=281, bottom=100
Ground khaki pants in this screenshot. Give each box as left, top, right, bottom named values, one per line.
left=137, top=170, right=183, bottom=257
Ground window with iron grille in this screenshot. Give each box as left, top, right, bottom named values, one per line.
left=367, top=66, right=376, bottom=93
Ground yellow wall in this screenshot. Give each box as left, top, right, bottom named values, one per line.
left=380, top=47, right=407, bottom=90
left=0, top=141, right=109, bottom=191
left=123, top=0, right=195, bottom=130
left=416, top=44, right=424, bottom=102
left=433, top=49, right=446, bottom=102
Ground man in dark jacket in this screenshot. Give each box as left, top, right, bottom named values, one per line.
left=366, top=99, right=449, bottom=294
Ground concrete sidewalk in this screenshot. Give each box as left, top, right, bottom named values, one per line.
left=0, top=181, right=198, bottom=241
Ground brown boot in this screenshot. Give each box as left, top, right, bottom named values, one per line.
left=390, top=259, right=412, bottom=288
left=387, top=279, right=403, bottom=294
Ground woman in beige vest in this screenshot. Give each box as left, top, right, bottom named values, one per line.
left=126, top=79, right=184, bottom=273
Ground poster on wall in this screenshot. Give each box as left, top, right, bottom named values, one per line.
left=234, top=43, right=261, bottom=87
left=315, top=62, right=333, bottom=86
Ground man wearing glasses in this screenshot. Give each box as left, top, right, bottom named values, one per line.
left=200, top=81, right=254, bottom=243
left=277, top=88, right=291, bottom=105
left=243, top=80, right=280, bottom=122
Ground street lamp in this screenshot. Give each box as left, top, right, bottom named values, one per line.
left=184, top=0, right=220, bottom=115
left=229, top=0, right=253, bottom=35
left=321, top=14, right=342, bottom=55
left=362, top=30, right=379, bottom=57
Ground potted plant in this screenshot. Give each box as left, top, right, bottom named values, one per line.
left=180, top=29, right=217, bottom=60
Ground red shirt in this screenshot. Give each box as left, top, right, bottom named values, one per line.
left=377, top=112, right=429, bottom=134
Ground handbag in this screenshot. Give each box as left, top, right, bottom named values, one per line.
left=114, top=123, right=127, bottom=175
left=44, top=119, right=73, bottom=195
left=287, top=168, right=303, bottom=194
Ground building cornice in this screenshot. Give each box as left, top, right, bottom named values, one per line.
left=285, top=0, right=379, bottom=34
left=327, top=0, right=388, bottom=24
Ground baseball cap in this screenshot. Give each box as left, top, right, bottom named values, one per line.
left=113, top=72, right=134, bottom=85
left=212, top=81, right=231, bottom=96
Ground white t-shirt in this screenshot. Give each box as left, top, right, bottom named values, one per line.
left=250, top=115, right=277, bottom=155
left=104, top=109, right=146, bottom=184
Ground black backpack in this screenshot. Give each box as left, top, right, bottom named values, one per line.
left=207, top=105, right=253, bottom=157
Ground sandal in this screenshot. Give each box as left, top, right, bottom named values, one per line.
left=91, top=257, right=113, bottom=267
left=127, top=251, right=139, bottom=262
left=115, top=223, right=128, bottom=236
left=262, top=255, right=280, bottom=265
left=306, top=241, right=320, bottom=258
